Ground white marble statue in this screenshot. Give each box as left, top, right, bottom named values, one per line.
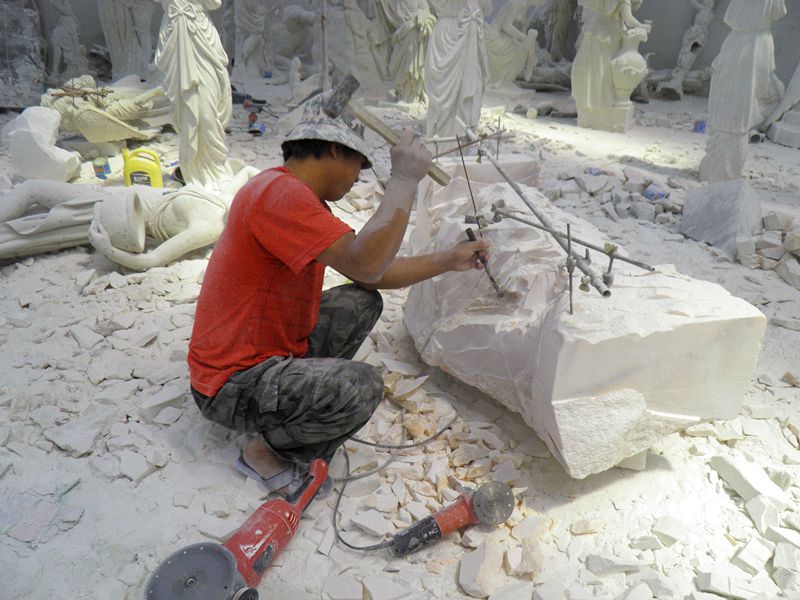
left=327, top=0, right=388, bottom=92
left=541, top=0, right=577, bottom=63
left=0, top=181, right=105, bottom=259
left=272, top=5, right=317, bottom=72
left=425, top=0, right=493, bottom=139
left=485, top=0, right=543, bottom=87
left=154, top=0, right=234, bottom=189
left=88, top=164, right=258, bottom=270
left=375, top=0, right=435, bottom=105
left=132, top=0, right=158, bottom=73
left=404, top=160, right=766, bottom=479
left=97, top=0, right=140, bottom=80
left=40, top=75, right=170, bottom=144
left=657, top=0, right=715, bottom=100
left=232, top=0, right=273, bottom=79
left=698, top=0, right=786, bottom=184
left=764, top=57, right=800, bottom=148
left=0, top=164, right=258, bottom=268
left=221, top=0, right=236, bottom=64
left=50, top=0, right=89, bottom=85
left=288, top=57, right=321, bottom=105
left=571, top=0, right=651, bottom=133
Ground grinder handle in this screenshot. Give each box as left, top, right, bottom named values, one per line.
left=389, top=494, right=477, bottom=556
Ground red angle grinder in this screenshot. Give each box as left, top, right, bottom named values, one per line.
left=144, top=459, right=328, bottom=600
left=387, top=481, right=515, bottom=555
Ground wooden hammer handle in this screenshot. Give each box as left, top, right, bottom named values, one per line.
left=345, top=98, right=452, bottom=187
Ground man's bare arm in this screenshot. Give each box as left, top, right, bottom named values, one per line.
left=317, top=129, right=431, bottom=283
left=353, top=239, right=489, bottom=290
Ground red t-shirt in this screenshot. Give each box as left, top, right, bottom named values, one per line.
left=188, top=167, right=353, bottom=396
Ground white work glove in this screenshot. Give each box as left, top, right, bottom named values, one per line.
left=389, top=128, right=432, bottom=184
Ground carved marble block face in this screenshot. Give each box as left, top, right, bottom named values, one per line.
left=405, top=160, right=766, bottom=478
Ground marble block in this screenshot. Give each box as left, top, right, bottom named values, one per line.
left=404, top=162, right=766, bottom=478
left=7, top=107, right=81, bottom=182
left=680, top=179, right=763, bottom=258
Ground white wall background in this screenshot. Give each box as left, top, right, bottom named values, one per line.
left=31, top=0, right=800, bottom=85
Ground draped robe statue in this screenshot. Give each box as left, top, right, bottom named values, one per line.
left=154, top=0, right=234, bottom=189
left=698, top=0, right=786, bottom=183
left=425, top=0, right=493, bottom=138
left=376, top=0, right=436, bottom=105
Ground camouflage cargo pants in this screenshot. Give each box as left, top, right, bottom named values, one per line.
left=192, top=284, right=384, bottom=468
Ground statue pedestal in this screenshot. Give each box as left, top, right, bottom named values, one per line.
left=576, top=105, right=633, bottom=134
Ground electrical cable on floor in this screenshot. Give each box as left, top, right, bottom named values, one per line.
left=332, top=450, right=393, bottom=552
left=348, top=414, right=458, bottom=450
left=331, top=399, right=459, bottom=552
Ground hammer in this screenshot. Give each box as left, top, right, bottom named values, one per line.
left=322, top=75, right=451, bottom=187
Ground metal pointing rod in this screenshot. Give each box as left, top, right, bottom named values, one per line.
left=466, top=227, right=504, bottom=298
left=479, top=148, right=611, bottom=298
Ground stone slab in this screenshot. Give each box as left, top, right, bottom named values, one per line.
left=680, top=180, right=763, bottom=258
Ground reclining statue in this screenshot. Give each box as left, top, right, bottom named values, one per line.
left=0, top=164, right=258, bottom=270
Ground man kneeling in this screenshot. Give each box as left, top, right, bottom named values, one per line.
left=188, top=96, right=488, bottom=494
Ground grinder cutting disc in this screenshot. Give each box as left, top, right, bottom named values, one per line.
left=471, top=481, right=515, bottom=526
left=145, top=542, right=254, bottom=600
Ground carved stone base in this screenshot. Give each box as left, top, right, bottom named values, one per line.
left=576, top=105, right=634, bottom=133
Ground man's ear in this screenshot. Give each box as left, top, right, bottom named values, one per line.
left=327, top=143, right=341, bottom=160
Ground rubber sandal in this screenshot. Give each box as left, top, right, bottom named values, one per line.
left=235, top=454, right=297, bottom=493
left=236, top=454, right=334, bottom=499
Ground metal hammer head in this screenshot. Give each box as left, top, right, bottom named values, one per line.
left=322, top=75, right=361, bottom=119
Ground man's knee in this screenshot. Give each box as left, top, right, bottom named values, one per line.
left=335, top=361, right=383, bottom=418
left=355, top=286, right=383, bottom=329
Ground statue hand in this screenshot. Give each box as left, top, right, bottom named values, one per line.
left=88, top=218, right=113, bottom=253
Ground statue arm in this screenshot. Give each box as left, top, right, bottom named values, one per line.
left=618, top=0, right=649, bottom=31
left=88, top=215, right=224, bottom=271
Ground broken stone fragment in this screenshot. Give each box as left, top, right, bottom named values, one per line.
left=322, top=574, right=362, bottom=600
left=153, top=406, right=182, bottom=426
left=744, top=495, right=780, bottom=535
left=362, top=575, right=410, bottom=600
left=458, top=539, right=506, bottom=598
left=350, top=509, right=392, bottom=537
left=492, top=461, right=521, bottom=485
left=203, top=494, right=230, bottom=518
left=710, top=456, right=791, bottom=508
left=619, top=582, right=654, bottom=600
left=731, top=538, right=773, bottom=575
left=43, top=407, right=111, bottom=457
left=570, top=518, right=604, bottom=535
left=513, top=515, right=551, bottom=542
left=69, top=325, right=103, bottom=350
left=585, top=553, right=643, bottom=576
left=651, top=516, right=687, bottom=547
left=772, top=567, right=800, bottom=594
left=138, top=385, right=187, bottom=422
left=533, top=581, right=566, bottom=600
left=117, top=450, right=156, bottom=484
left=763, top=210, right=794, bottom=232
left=765, top=525, right=800, bottom=548
left=488, top=581, right=534, bottom=600
left=775, top=256, right=800, bottom=291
